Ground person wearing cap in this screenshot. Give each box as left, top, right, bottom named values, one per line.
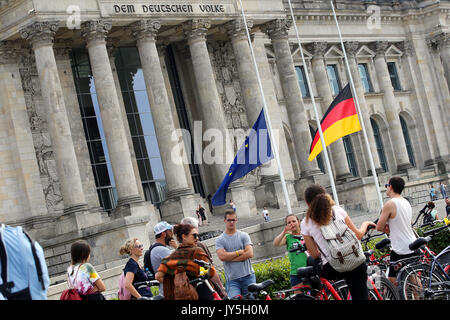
left=143, top=221, right=177, bottom=296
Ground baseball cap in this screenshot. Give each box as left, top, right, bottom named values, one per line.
left=154, top=221, right=173, bottom=235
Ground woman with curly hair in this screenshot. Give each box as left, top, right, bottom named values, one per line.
left=300, top=184, right=375, bottom=300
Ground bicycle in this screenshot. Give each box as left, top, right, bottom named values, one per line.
left=189, top=259, right=223, bottom=300
left=134, top=280, right=165, bottom=300
left=397, top=237, right=450, bottom=300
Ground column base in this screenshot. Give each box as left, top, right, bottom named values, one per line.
left=56, top=205, right=103, bottom=235
left=294, top=173, right=328, bottom=201
left=434, top=155, right=450, bottom=174
left=159, top=192, right=207, bottom=225
left=367, top=167, right=386, bottom=176
left=255, top=176, right=298, bottom=209
left=335, top=172, right=355, bottom=182
left=397, top=162, right=413, bottom=173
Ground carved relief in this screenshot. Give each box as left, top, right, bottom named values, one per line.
left=18, top=49, right=64, bottom=214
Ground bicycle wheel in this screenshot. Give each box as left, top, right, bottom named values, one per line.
left=398, top=263, right=449, bottom=300
left=373, top=276, right=400, bottom=300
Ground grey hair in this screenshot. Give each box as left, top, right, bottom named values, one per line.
left=180, top=216, right=199, bottom=228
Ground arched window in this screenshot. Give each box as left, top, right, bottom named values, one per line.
left=399, top=115, right=416, bottom=167
left=370, top=118, right=388, bottom=172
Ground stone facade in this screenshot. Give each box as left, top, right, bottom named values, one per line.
left=0, top=0, right=449, bottom=277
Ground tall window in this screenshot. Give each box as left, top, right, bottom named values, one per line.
left=115, top=47, right=167, bottom=208
left=370, top=118, right=388, bottom=172
left=327, top=64, right=342, bottom=96
left=400, top=115, right=416, bottom=167
left=387, top=62, right=401, bottom=91
left=295, top=66, right=310, bottom=98
left=71, top=50, right=117, bottom=211
left=343, top=136, right=358, bottom=177
left=358, top=63, right=373, bottom=93
left=309, top=126, right=325, bottom=173
left=166, top=45, right=206, bottom=197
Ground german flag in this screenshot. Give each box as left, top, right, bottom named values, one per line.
left=308, top=84, right=361, bottom=161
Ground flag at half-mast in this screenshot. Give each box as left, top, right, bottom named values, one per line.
left=308, top=83, right=361, bottom=161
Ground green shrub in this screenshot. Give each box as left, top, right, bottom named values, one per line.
left=415, top=222, right=450, bottom=254
left=253, top=256, right=291, bottom=295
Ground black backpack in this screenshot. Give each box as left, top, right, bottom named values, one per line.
left=143, top=243, right=165, bottom=277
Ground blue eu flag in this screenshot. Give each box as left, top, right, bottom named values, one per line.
left=212, top=109, right=274, bottom=206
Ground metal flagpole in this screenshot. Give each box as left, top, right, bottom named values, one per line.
left=330, top=0, right=384, bottom=210
left=238, top=0, right=292, bottom=214
left=287, top=0, right=340, bottom=205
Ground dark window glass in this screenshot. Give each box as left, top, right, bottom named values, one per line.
left=358, top=64, right=373, bottom=93
left=309, top=126, right=325, bottom=173
left=387, top=62, right=401, bottom=91
left=370, top=119, right=388, bottom=172
left=70, top=49, right=116, bottom=211
left=343, top=136, right=358, bottom=177
left=327, top=64, right=342, bottom=96
left=400, top=115, right=416, bottom=167
left=295, top=66, right=310, bottom=97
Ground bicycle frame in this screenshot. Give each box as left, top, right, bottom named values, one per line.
left=427, top=246, right=450, bottom=291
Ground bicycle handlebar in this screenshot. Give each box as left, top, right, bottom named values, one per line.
left=134, top=280, right=160, bottom=288
left=423, top=224, right=450, bottom=237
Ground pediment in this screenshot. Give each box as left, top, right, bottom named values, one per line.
left=324, top=45, right=344, bottom=59
left=292, top=45, right=313, bottom=60
left=356, top=45, right=375, bottom=58
left=385, top=44, right=403, bottom=57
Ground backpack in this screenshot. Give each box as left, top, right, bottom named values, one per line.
left=0, top=224, right=49, bottom=300
left=319, top=210, right=365, bottom=273
left=117, top=271, right=131, bottom=300
left=173, top=268, right=198, bottom=300
left=143, top=242, right=164, bottom=277
left=60, top=264, right=84, bottom=300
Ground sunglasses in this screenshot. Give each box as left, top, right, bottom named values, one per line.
left=226, top=219, right=237, bottom=223
left=385, top=184, right=391, bottom=188
left=134, top=244, right=144, bottom=249
left=191, top=233, right=199, bottom=239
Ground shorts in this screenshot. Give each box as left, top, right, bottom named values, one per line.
left=388, top=250, right=419, bottom=278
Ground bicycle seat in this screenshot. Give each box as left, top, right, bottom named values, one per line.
left=247, top=279, right=274, bottom=292
left=296, top=266, right=316, bottom=278
left=409, top=237, right=429, bottom=251
left=375, top=238, right=391, bottom=250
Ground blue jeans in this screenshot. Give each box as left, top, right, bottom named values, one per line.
left=226, top=273, right=256, bottom=299
left=290, top=275, right=303, bottom=287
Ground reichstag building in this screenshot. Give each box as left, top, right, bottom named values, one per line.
left=0, top=0, right=448, bottom=276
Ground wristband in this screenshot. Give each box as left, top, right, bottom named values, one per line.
left=236, top=250, right=240, bottom=257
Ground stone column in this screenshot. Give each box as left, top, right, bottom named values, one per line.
left=309, top=42, right=353, bottom=181
left=344, top=41, right=383, bottom=175
left=431, top=32, right=450, bottom=90
left=132, top=20, right=204, bottom=222
left=262, top=19, right=322, bottom=179
left=407, top=37, right=450, bottom=172
left=81, top=20, right=157, bottom=221
left=372, top=41, right=412, bottom=172
left=248, top=30, right=298, bottom=208
left=183, top=19, right=258, bottom=217
left=20, top=22, right=102, bottom=233
left=0, top=42, right=50, bottom=236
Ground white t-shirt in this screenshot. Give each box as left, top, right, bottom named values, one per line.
left=300, top=205, right=348, bottom=265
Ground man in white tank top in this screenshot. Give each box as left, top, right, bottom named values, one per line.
left=376, top=176, right=417, bottom=286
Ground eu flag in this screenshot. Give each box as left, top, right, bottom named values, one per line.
left=212, top=108, right=274, bottom=206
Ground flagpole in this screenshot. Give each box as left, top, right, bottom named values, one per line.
left=287, top=0, right=340, bottom=206
left=238, top=0, right=292, bottom=215
left=330, top=0, right=384, bottom=210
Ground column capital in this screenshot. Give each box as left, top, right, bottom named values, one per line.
left=0, top=41, right=17, bottom=64
left=371, top=41, right=389, bottom=57
left=224, top=19, right=253, bottom=41
left=183, top=19, right=211, bottom=44
left=344, top=41, right=360, bottom=57
left=427, top=32, right=450, bottom=50
left=261, top=18, right=292, bottom=40
left=81, top=20, right=112, bottom=46
left=20, top=21, right=59, bottom=49
left=132, top=20, right=161, bottom=44
left=398, top=40, right=414, bottom=56
left=307, top=41, right=328, bottom=58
